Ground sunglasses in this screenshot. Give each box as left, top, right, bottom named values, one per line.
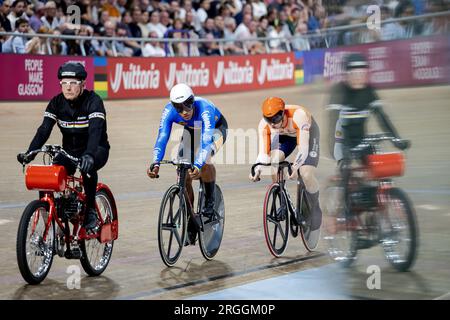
left=264, top=110, right=284, bottom=124
left=60, top=80, right=82, bottom=87
left=346, top=68, right=368, bottom=76
left=173, top=95, right=194, bottom=113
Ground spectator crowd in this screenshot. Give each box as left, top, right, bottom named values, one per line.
left=0, top=0, right=448, bottom=56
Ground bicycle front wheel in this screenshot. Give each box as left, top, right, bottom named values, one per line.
left=322, top=181, right=358, bottom=268
left=16, top=200, right=55, bottom=285
left=199, top=184, right=225, bottom=260
left=158, top=185, right=187, bottom=267
left=380, top=187, right=418, bottom=272
left=263, top=183, right=289, bottom=257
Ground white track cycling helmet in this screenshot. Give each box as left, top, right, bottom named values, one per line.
left=170, top=83, right=195, bottom=111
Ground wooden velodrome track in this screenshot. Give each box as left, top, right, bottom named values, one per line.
left=0, top=84, right=449, bottom=300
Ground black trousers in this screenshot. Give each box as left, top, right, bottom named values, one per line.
left=53, top=146, right=109, bottom=209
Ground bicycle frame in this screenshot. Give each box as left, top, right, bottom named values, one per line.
left=177, top=164, right=194, bottom=213
left=254, top=161, right=309, bottom=226
left=39, top=174, right=106, bottom=244
left=335, top=134, right=406, bottom=233
left=18, top=145, right=119, bottom=284
left=163, top=160, right=203, bottom=231
left=25, top=145, right=119, bottom=245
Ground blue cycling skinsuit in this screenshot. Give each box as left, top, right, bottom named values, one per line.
left=153, top=97, right=228, bottom=170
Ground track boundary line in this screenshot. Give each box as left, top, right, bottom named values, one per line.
left=116, top=252, right=326, bottom=300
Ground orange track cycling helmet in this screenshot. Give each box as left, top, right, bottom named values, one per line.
left=262, top=97, right=285, bottom=123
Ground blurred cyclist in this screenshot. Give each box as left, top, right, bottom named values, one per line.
left=325, top=53, right=410, bottom=225
left=147, top=83, right=228, bottom=245
left=17, top=62, right=110, bottom=231
left=326, top=52, right=410, bottom=163
left=250, top=97, right=322, bottom=232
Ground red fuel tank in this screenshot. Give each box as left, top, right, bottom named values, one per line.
left=25, top=165, right=68, bottom=192
left=366, top=153, right=405, bottom=179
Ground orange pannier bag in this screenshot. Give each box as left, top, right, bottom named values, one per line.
left=366, top=152, right=405, bottom=179
left=25, top=165, right=68, bottom=192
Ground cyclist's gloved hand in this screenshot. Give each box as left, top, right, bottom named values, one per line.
left=17, top=152, right=35, bottom=165
left=393, top=139, right=410, bottom=150
left=147, top=162, right=160, bottom=179
left=189, top=166, right=201, bottom=179
left=80, top=154, right=94, bottom=173
left=249, top=165, right=262, bottom=182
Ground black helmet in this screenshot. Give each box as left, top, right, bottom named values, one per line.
left=343, top=52, right=368, bottom=71
left=57, top=62, right=87, bottom=80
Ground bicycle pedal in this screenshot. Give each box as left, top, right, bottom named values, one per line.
left=191, top=215, right=203, bottom=231
left=86, top=225, right=100, bottom=235
left=356, top=238, right=376, bottom=250
left=276, top=207, right=287, bottom=221
left=204, top=211, right=219, bottom=224
left=64, top=248, right=82, bottom=259
left=184, top=232, right=197, bottom=246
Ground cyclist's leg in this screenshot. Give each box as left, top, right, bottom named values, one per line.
left=82, top=146, right=109, bottom=229
left=178, top=128, right=195, bottom=206
left=199, top=145, right=222, bottom=217
left=269, top=134, right=296, bottom=182
left=82, top=147, right=109, bottom=209
left=301, top=119, right=322, bottom=230
left=53, top=153, right=77, bottom=176
left=269, top=149, right=285, bottom=182
left=199, top=116, right=228, bottom=218
left=179, top=127, right=197, bottom=245
left=185, top=174, right=195, bottom=208
left=200, top=163, right=216, bottom=218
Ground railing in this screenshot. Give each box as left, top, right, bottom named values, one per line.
left=1, top=10, right=448, bottom=57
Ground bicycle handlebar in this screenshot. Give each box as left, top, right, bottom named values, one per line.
left=361, top=134, right=396, bottom=143
left=351, top=133, right=410, bottom=153
left=251, top=161, right=293, bottom=180
left=159, top=159, right=195, bottom=168
left=26, top=144, right=80, bottom=162
left=152, top=160, right=195, bottom=179
left=23, top=144, right=91, bottom=178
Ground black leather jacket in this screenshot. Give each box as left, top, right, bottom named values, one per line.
left=28, top=90, right=110, bottom=157
left=326, top=82, right=399, bottom=159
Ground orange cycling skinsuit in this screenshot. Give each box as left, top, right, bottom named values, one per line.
left=251, top=97, right=322, bottom=231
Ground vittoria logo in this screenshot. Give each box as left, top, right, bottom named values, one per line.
left=105, top=54, right=296, bottom=98
left=164, top=63, right=210, bottom=90
left=257, top=58, right=294, bottom=85
left=110, top=63, right=160, bottom=93
left=213, top=60, right=254, bottom=88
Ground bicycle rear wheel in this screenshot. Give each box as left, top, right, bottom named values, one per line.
left=263, top=183, right=289, bottom=257
left=299, top=189, right=320, bottom=251
left=158, top=185, right=187, bottom=267
left=380, top=188, right=418, bottom=272
left=199, top=185, right=225, bottom=260
left=16, top=200, right=55, bottom=285
left=80, top=190, right=115, bottom=276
